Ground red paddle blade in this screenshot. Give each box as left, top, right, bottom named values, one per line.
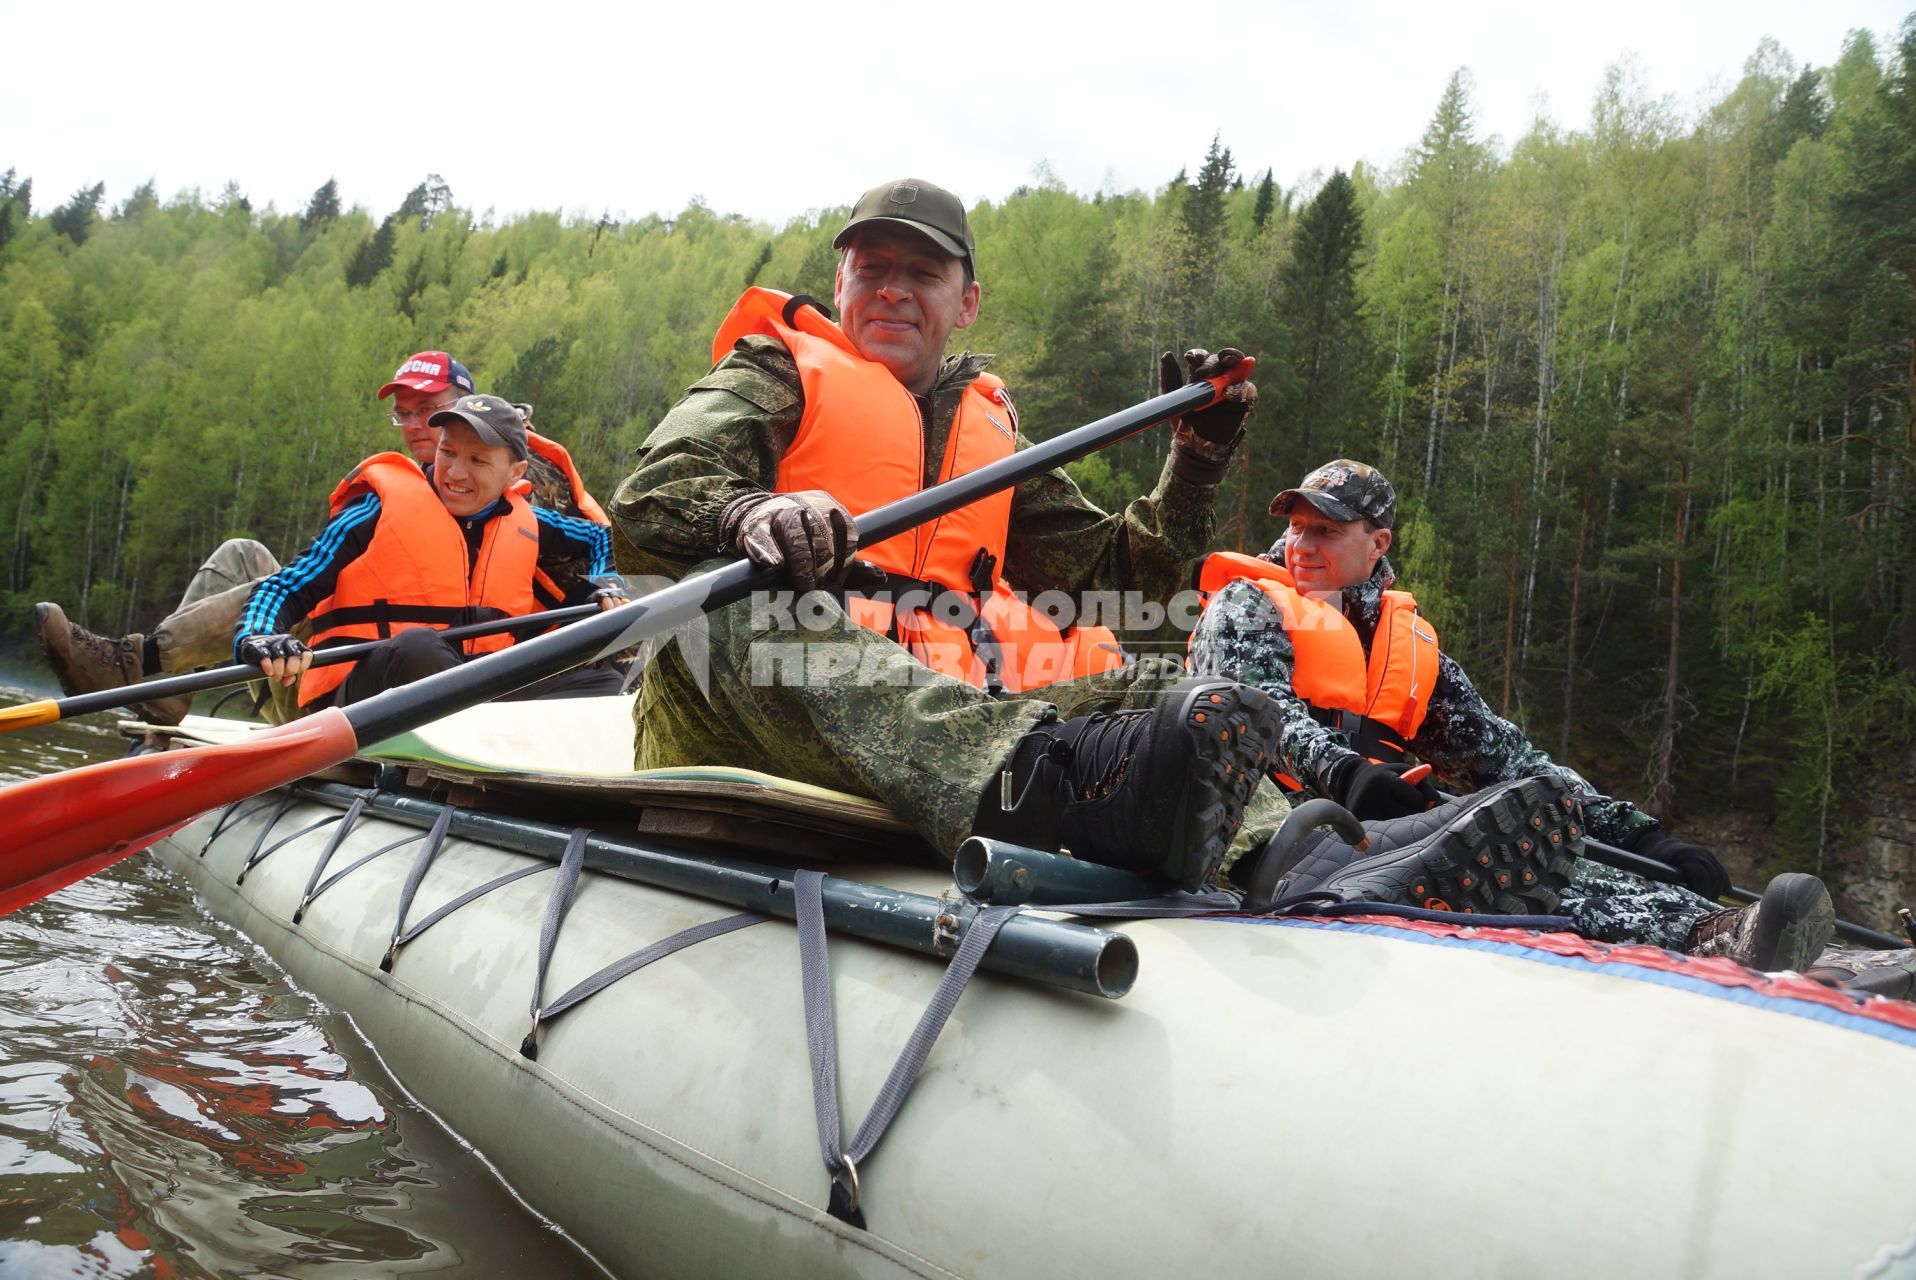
left=0, top=710, right=359, bottom=917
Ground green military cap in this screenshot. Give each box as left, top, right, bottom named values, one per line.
left=832, top=178, right=975, bottom=275
left=1271, top=459, right=1398, bottom=528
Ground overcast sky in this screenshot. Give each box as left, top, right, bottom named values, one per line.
left=3, top=1, right=1905, bottom=227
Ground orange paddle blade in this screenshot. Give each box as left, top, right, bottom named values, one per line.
left=0, top=700, right=60, bottom=732
left=0, top=710, right=359, bottom=916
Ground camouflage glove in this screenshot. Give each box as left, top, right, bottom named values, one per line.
left=719, top=489, right=861, bottom=593
left=1628, top=828, right=1731, bottom=900
left=1328, top=756, right=1433, bottom=821
left=1163, top=347, right=1255, bottom=486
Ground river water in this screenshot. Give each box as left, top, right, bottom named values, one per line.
left=0, top=673, right=604, bottom=1278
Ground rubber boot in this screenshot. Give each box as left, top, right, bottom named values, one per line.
left=1683, top=872, right=1835, bottom=972
left=35, top=602, right=192, bottom=725
left=1248, top=776, right=1584, bottom=914
left=973, top=677, right=1280, bottom=892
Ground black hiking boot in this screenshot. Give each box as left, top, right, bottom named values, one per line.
left=1683, top=872, right=1834, bottom=972
left=35, top=602, right=190, bottom=725
left=1249, top=776, right=1584, bottom=914
left=973, top=678, right=1280, bottom=892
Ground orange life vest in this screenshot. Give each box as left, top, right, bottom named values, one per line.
left=298, top=452, right=541, bottom=706
left=1195, top=550, right=1439, bottom=779
left=527, top=429, right=608, bottom=525
left=710, top=287, right=1122, bottom=692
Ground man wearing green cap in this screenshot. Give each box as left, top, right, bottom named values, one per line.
left=611, top=177, right=1298, bottom=892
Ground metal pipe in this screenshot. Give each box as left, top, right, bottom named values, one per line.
left=953, top=837, right=1158, bottom=906
left=294, top=781, right=1138, bottom=999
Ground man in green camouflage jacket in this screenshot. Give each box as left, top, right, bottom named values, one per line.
left=610, top=177, right=1291, bottom=891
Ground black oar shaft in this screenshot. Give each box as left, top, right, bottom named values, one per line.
left=49, top=605, right=599, bottom=721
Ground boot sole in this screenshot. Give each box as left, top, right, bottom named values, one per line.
left=1746, top=873, right=1835, bottom=971
left=1163, top=681, right=1282, bottom=892
left=1319, top=776, right=1583, bottom=915
left=35, top=602, right=88, bottom=699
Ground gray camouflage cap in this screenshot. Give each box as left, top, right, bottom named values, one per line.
left=429, top=393, right=530, bottom=462
left=1270, top=459, right=1397, bottom=528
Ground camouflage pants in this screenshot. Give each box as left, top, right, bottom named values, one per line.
left=153, top=538, right=280, bottom=672
left=1557, top=858, right=1723, bottom=950
left=151, top=538, right=301, bottom=724
left=632, top=580, right=1289, bottom=862
left=1806, top=946, right=1916, bottom=998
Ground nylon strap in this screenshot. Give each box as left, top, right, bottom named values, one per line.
left=307, top=830, right=428, bottom=909
left=796, top=868, right=1017, bottom=1229
left=539, top=913, right=767, bottom=1025
left=393, top=863, right=551, bottom=950
left=381, top=805, right=456, bottom=970
left=519, top=829, right=771, bottom=1060
left=294, top=791, right=368, bottom=923
left=988, top=887, right=1571, bottom=932
left=201, top=794, right=285, bottom=857
left=234, top=790, right=296, bottom=875
left=529, top=828, right=591, bottom=1022
left=238, top=811, right=343, bottom=885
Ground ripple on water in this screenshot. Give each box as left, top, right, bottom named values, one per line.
left=0, top=685, right=601, bottom=1278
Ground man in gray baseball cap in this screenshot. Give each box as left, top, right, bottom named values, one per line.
left=429, top=392, right=531, bottom=461
left=1189, top=457, right=1841, bottom=974
left=231, top=391, right=625, bottom=709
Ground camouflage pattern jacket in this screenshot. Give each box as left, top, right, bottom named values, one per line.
left=610, top=336, right=1217, bottom=640
left=1188, top=546, right=1659, bottom=846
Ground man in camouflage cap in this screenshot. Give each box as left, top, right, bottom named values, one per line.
left=1190, top=457, right=1844, bottom=973
left=611, top=176, right=1285, bottom=891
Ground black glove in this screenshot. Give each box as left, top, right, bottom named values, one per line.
left=718, top=490, right=861, bottom=593
left=1162, top=347, right=1255, bottom=485
left=588, top=575, right=629, bottom=611
left=237, top=633, right=312, bottom=686
left=1629, top=828, right=1731, bottom=900
left=1383, top=761, right=1443, bottom=809
left=1328, top=756, right=1435, bottom=821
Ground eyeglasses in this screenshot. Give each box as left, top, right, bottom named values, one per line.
left=389, top=400, right=459, bottom=427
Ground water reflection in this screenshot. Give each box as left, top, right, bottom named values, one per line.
left=0, top=682, right=603, bottom=1277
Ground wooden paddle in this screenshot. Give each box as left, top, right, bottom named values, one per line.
left=0, top=359, right=1253, bottom=915
left=0, top=605, right=603, bottom=735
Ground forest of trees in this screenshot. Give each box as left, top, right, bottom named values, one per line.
left=3, top=23, right=1914, bottom=878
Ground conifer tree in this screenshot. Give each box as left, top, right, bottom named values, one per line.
left=48, top=182, right=105, bottom=244
left=1273, top=170, right=1372, bottom=474
left=346, top=217, right=397, bottom=286
left=1251, top=169, right=1276, bottom=233
left=302, top=178, right=341, bottom=230
left=117, top=179, right=158, bottom=220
